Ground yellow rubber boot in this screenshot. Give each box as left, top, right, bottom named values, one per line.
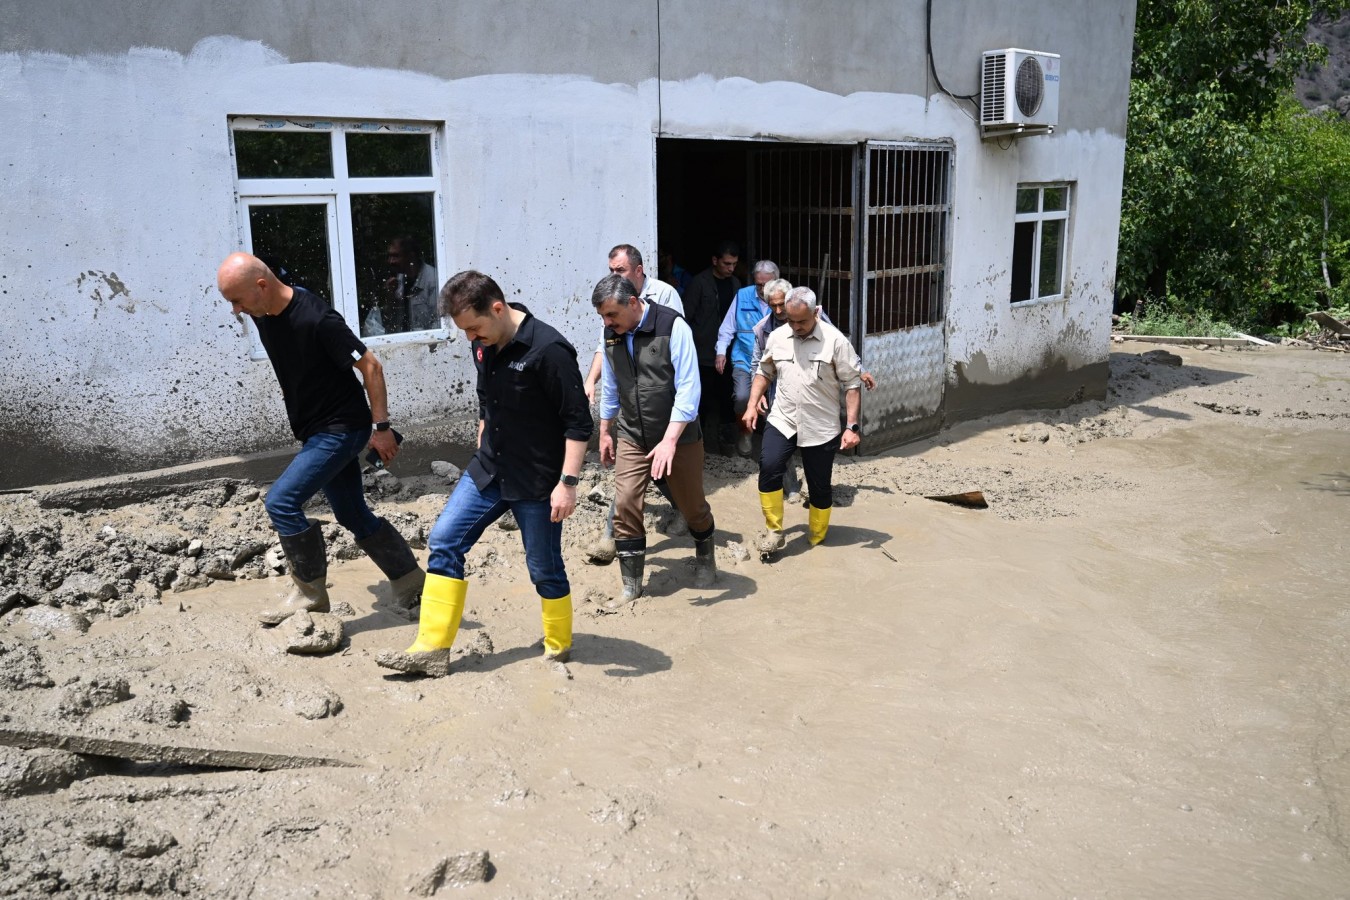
left=405, top=574, right=466, bottom=654
left=808, top=505, right=832, bottom=546
left=540, top=594, right=573, bottom=661
left=757, top=490, right=786, bottom=556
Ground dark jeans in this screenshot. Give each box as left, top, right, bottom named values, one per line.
left=427, top=475, right=570, bottom=599
left=265, top=428, right=380, bottom=539
left=758, top=425, right=841, bottom=509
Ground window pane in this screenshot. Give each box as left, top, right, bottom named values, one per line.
left=1038, top=219, right=1065, bottom=297
left=1043, top=186, right=1067, bottom=212
left=350, top=193, right=439, bottom=336
left=247, top=204, right=333, bottom=305
left=1016, top=187, right=1039, bottom=214
left=1011, top=221, right=1035, bottom=302
left=346, top=133, right=432, bottom=177
left=234, top=131, right=332, bottom=179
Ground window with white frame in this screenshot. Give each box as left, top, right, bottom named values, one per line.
left=1011, top=183, right=1071, bottom=303
left=230, top=117, right=445, bottom=344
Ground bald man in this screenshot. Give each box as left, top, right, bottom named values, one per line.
left=217, top=253, right=424, bottom=625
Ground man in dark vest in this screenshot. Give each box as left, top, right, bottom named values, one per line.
left=592, top=273, right=716, bottom=600
left=216, top=252, right=424, bottom=626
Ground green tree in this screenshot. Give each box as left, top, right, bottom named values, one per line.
left=1119, top=0, right=1341, bottom=326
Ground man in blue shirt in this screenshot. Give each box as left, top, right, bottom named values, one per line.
left=593, top=273, right=716, bottom=600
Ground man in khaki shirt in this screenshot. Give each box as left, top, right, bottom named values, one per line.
left=743, top=287, right=863, bottom=556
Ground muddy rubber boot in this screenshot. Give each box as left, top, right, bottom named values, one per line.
left=375, top=573, right=466, bottom=678
left=808, top=505, right=832, bottom=546
left=757, top=490, right=786, bottom=558
left=540, top=594, right=573, bottom=662
left=357, top=518, right=425, bottom=614
left=585, top=500, right=618, bottom=565
left=692, top=529, right=717, bottom=588
left=618, top=552, right=645, bottom=601
left=260, top=524, right=329, bottom=626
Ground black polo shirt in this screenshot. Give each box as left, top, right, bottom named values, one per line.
left=252, top=286, right=371, bottom=442
left=466, top=304, right=593, bottom=501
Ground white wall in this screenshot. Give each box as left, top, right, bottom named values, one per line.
left=0, top=35, right=1126, bottom=485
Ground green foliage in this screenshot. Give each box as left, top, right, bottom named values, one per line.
left=1119, top=0, right=1348, bottom=329
left=1117, top=304, right=1238, bottom=337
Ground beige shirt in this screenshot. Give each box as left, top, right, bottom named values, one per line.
left=756, top=316, right=862, bottom=447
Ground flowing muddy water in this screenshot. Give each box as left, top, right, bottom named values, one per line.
left=1, top=341, right=1348, bottom=897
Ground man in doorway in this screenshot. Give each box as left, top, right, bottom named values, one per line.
left=715, top=259, right=779, bottom=455
left=592, top=273, right=716, bottom=599
left=216, top=252, right=425, bottom=626
left=743, top=286, right=863, bottom=557
left=682, top=240, right=741, bottom=449
left=583, top=244, right=683, bottom=401
left=384, top=235, right=440, bottom=332
left=378, top=270, right=592, bottom=677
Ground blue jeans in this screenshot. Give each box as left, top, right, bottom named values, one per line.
left=264, top=428, right=380, bottom=539
left=427, top=475, right=570, bottom=599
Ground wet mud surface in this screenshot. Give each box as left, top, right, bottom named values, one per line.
left=1, top=341, right=1348, bottom=897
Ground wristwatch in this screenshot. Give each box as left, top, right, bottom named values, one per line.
left=846, top=423, right=861, bottom=434
left=559, top=474, right=580, bottom=487
left=373, top=421, right=392, bottom=432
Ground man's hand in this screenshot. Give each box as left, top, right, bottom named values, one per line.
left=756, top=394, right=769, bottom=414
left=861, top=372, right=877, bottom=391
left=714, top=354, right=727, bottom=375
left=741, top=406, right=759, bottom=433
left=550, top=482, right=578, bottom=523
left=599, top=431, right=615, bottom=467
left=368, top=428, right=399, bottom=462
left=645, top=437, right=680, bottom=481
left=840, top=428, right=861, bottom=451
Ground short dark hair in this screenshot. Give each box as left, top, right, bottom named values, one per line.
left=713, top=240, right=740, bottom=259
left=391, top=235, right=422, bottom=259
left=591, top=273, right=639, bottom=309
left=608, top=244, right=643, bottom=269
left=440, top=270, right=503, bottom=317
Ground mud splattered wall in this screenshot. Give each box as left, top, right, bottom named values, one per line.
left=0, top=0, right=1136, bottom=487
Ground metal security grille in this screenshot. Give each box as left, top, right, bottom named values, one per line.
left=749, top=145, right=857, bottom=333
left=861, top=144, right=950, bottom=334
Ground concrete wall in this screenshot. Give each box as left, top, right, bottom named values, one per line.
left=0, top=0, right=1136, bottom=487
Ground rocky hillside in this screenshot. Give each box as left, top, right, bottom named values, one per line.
left=1295, top=10, right=1350, bottom=115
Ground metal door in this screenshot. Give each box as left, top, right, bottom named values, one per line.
left=853, top=142, right=951, bottom=451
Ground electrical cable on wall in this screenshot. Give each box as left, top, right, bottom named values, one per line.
left=926, top=0, right=980, bottom=117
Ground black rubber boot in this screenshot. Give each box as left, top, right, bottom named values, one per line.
left=357, top=518, right=425, bottom=612
left=692, top=522, right=717, bottom=589
left=260, top=523, right=329, bottom=626
left=617, top=554, right=645, bottom=600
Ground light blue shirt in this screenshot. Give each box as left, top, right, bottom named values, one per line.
left=600, top=303, right=701, bottom=426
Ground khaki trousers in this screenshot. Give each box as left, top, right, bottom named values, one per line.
left=613, top=438, right=714, bottom=544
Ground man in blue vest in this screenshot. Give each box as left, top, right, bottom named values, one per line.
left=714, top=259, right=779, bottom=456
left=593, top=274, right=716, bottom=600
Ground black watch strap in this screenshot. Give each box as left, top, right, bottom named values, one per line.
left=559, top=474, right=580, bottom=487
left=374, top=421, right=392, bottom=432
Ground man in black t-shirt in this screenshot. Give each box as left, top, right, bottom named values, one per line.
left=217, top=253, right=425, bottom=626
left=682, top=240, right=741, bottom=450
left=377, top=270, right=592, bottom=677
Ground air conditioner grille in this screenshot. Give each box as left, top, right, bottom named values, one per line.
left=1014, top=56, right=1044, bottom=118
left=981, top=54, right=1006, bottom=123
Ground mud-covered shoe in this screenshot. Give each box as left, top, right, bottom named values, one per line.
left=260, top=524, right=329, bottom=626
left=757, top=529, right=786, bottom=559
left=693, top=535, right=718, bottom=588
left=375, top=648, right=453, bottom=677
left=736, top=431, right=753, bottom=456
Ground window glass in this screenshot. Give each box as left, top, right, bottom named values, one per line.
left=234, top=131, right=332, bottom=179
left=246, top=203, right=334, bottom=304
left=350, top=193, right=440, bottom=337
left=346, top=133, right=433, bottom=178
left=1037, top=219, right=1065, bottom=297
left=1011, top=221, right=1035, bottom=303
left=1016, top=188, right=1039, bottom=214
left=1042, top=186, right=1067, bottom=211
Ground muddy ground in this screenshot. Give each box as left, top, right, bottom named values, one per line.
left=1, top=338, right=1347, bottom=898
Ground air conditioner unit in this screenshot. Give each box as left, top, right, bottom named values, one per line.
left=980, top=49, right=1060, bottom=138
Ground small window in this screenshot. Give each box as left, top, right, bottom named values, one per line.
left=1011, top=183, right=1071, bottom=303
left=230, top=117, right=444, bottom=344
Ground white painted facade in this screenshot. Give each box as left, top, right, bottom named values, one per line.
left=0, top=1, right=1136, bottom=486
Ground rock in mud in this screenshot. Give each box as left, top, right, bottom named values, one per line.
left=54, top=572, right=119, bottom=603
left=126, top=695, right=190, bottom=728
left=430, top=460, right=461, bottom=483
left=57, top=675, right=132, bottom=718
left=80, top=818, right=178, bottom=858
left=375, top=648, right=453, bottom=678
left=282, top=688, right=343, bottom=720
left=408, top=850, right=492, bottom=894
left=0, top=639, right=54, bottom=690
left=0, top=747, right=105, bottom=798
left=5, top=605, right=92, bottom=639
left=282, top=611, right=344, bottom=655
